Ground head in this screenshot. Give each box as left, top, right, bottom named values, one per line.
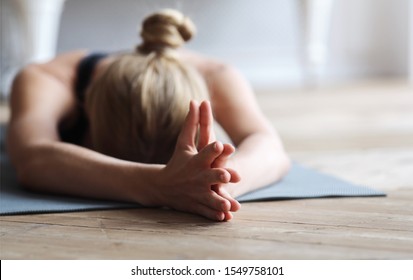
left=85, top=9, right=208, bottom=164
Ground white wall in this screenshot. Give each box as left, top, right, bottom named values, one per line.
left=56, top=0, right=410, bottom=87
left=57, top=0, right=300, bottom=83
left=1, top=0, right=411, bottom=90
left=329, top=0, right=409, bottom=82
left=57, top=0, right=302, bottom=86
left=410, top=0, right=413, bottom=82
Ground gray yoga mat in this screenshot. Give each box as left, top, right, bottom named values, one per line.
left=0, top=126, right=385, bottom=215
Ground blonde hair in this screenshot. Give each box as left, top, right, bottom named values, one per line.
left=85, top=9, right=208, bottom=163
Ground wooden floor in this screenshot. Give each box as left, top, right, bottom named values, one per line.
left=1, top=80, right=412, bottom=259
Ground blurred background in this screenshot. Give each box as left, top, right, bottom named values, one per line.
left=1, top=0, right=412, bottom=95
left=0, top=0, right=412, bottom=189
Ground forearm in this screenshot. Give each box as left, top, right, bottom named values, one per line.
left=203, top=63, right=291, bottom=197
left=12, top=140, right=162, bottom=205
left=227, top=132, right=291, bottom=197
left=6, top=57, right=241, bottom=221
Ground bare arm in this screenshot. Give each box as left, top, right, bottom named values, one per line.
left=7, top=52, right=157, bottom=203
left=7, top=52, right=237, bottom=221
left=203, top=61, right=291, bottom=197
left=180, top=49, right=290, bottom=196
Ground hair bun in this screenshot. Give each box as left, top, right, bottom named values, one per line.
left=138, top=9, right=196, bottom=53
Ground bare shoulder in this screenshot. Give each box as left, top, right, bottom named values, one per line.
left=179, top=50, right=273, bottom=144
left=179, top=49, right=255, bottom=105
left=34, top=50, right=89, bottom=87
left=9, top=51, right=92, bottom=125
left=179, top=49, right=227, bottom=79
left=178, top=49, right=245, bottom=102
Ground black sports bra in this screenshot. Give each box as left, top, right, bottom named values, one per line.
left=60, top=52, right=108, bottom=144
left=75, top=52, right=108, bottom=102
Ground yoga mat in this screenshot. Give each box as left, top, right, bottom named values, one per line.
left=0, top=126, right=385, bottom=215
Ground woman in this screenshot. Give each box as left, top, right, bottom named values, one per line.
left=7, top=9, right=290, bottom=221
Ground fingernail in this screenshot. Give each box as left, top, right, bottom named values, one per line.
left=214, top=142, right=218, bottom=151
left=220, top=173, right=227, bottom=182
left=217, top=212, right=224, bottom=221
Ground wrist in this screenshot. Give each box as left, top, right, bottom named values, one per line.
left=129, top=163, right=166, bottom=206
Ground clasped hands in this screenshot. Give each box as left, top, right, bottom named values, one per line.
left=153, top=100, right=241, bottom=221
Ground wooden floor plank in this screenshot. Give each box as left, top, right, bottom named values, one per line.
left=2, top=194, right=412, bottom=232
left=1, top=189, right=412, bottom=259
left=1, top=80, right=412, bottom=259
left=1, top=219, right=412, bottom=260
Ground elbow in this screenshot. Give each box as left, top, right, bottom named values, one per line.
left=273, top=148, right=291, bottom=181
left=11, top=149, right=45, bottom=192
left=14, top=159, right=39, bottom=192
left=280, top=153, right=292, bottom=178
left=7, top=137, right=35, bottom=191
left=268, top=133, right=292, bottom=180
